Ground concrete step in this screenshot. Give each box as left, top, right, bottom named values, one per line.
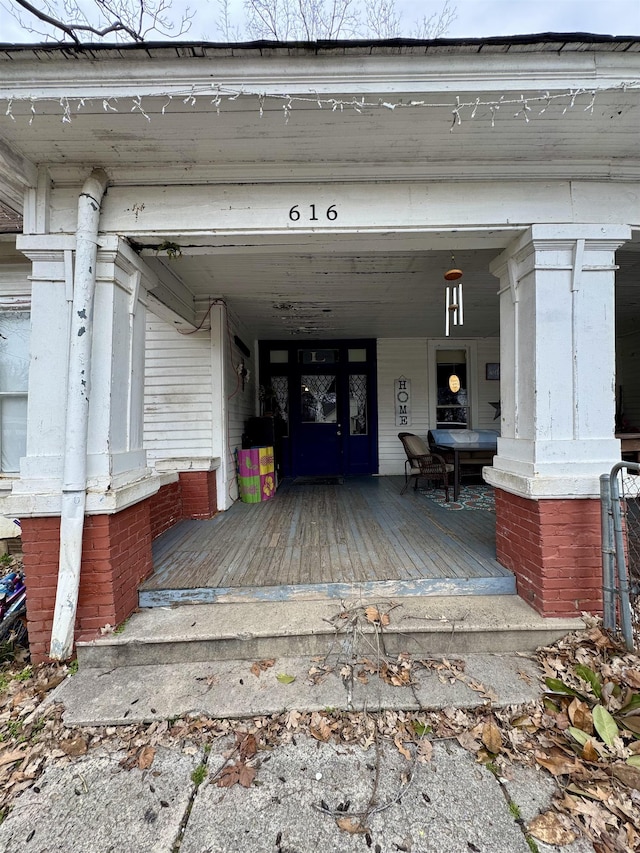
left=76, top=594, right=584, bottom=669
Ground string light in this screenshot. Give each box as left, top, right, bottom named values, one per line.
left=1, top=81, right=636, bottom=127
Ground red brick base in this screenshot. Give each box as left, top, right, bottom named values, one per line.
left=495, top=489, right=603, bottom=617
left=22, top=501, right=153, bottom=663
left=179, top=470, right=218, bottom=519
left=21, top=470, right=218, bottom=663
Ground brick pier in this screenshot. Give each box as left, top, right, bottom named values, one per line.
left=21, top=470, right=217, bottom=662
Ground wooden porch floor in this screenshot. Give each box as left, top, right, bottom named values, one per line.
left=139, top=477, right=515, bottom=606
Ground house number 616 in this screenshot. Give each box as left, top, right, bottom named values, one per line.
left=289, top=204, right=338, bottom=222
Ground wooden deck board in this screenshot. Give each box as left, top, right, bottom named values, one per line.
left=142, top=476, right=512, bottom=595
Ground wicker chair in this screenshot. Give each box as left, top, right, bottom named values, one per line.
left=398, top=432, right=454, bottom=501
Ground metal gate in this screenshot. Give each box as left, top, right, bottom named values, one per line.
left=600, top=462, right=640, bottom=650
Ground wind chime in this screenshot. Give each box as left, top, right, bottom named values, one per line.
left=444, top=257, right=463, bottom=336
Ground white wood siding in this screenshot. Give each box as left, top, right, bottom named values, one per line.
left=377, top=339, right=429, bottom=476
left=0, top=264, right=31, bottom=299
left=377, top=337, right=500, bottom=475
left=143, top=315, right=214, bottom=463
left=475, top=338, right=502, bottom=430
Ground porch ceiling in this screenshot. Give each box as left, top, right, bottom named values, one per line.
left=140, top=233, right=640, bottom=341
left=146, top=244, right=502, bottom=339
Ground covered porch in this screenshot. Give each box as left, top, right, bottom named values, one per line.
left=140, top=476, right=514, bottom=607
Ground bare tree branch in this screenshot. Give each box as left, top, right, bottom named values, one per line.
left=413, top=0, right=456, bottom=40
left=3, top=0, right=455, bottom=44
left=4, top=0, right=193, bottom=43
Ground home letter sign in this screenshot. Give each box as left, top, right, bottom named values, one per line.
left=395, top=377, right=411, bottom=427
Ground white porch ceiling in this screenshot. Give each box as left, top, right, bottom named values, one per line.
left=147, top=246, right=502, bottom=340
left=141, top=235, right=640, bottom=341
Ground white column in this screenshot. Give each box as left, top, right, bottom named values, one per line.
left=9, top=235, right=158, bottom=515
left=486, top=224, right=631, bottom=499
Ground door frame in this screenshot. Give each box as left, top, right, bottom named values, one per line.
left=259, top=339, right=379, bottom=478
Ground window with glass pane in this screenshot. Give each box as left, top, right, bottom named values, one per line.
left=301, top=375, right=337, bottom=423
left=298, top=349, right=339, bottom=365
left=270, top=375, right=289, bottom=436
left=436, top=350, right=468, bottom=428
left=349, top=375, right=368, bottom=435
left=0, top=311, right=30, bottom=472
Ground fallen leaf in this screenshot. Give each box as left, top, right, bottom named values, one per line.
left=528, top=812, right=576, bottom=845
left=456, top=731, right=481, bottom=753
left=417, top=740, right=433, bottom=763
left=284, top=710, right=302, bottom=729
left=544, top=677, right=582, bottom=697
left=481, top=719, right=502, bottom=755
left=612, top=763, right=640, bottom=791
left=310, top=713, right=332, bottom=743
left=394, top=735, right=411, bottom=760
left=336, top=817, right=367, bottom=834
left=620, top=714, right=640, bottom=735
left=568, top=726, right=590, bottom=747
left=36, top=675, right=66, bottom=697
left=581, top=740, right=600, bottom=763
left=623, top=669, right=640, bottom=689
left=568, top=698, right=594, bottom=734
left=238, top=763, right=256, bottom=788
left=136, top=745, right=155, bottom=770
left=217, top=764, right=240, bottom=788
left=380, top=612, right=390, bottom=627
left=237, top=733, right=257, bottom=760
left=0, top=749, right=25, bottom=768
left=60, top=735, right=88, bottom=757
left=250, top=659, right=275, bottom=677
left=276, top=674, right=296, bottom=685
left=574, top=664, right=603, bottom=699
left=593, top=704, right=619, bottom=746
left=364, top=605, right=381, bottom=624
left=535, top=749, right=580, bottom=777
left=627, top=755, right=640, bottom=767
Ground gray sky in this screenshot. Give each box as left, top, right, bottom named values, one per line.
left=1, top=0, right=639, bottom=42
left=421, top=0, right=639, bottom=38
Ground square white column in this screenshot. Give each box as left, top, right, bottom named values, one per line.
left=486, top=224, right=631, bottom=499
left=8, top=235, right=157, bottom=515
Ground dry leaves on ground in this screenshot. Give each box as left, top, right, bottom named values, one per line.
left=250, top=659, right=275, bottom=678
left=1, top=615, right=639, bottom=851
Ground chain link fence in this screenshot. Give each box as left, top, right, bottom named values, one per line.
left=601, top=462, right=640, bottom=650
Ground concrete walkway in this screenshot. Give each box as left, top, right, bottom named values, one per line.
left=0, top=736, right=594, bottom=853
left=0, top=651, right=595, bottom=853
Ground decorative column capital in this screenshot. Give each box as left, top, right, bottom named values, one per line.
left=490, top=224, right=632, bottom=279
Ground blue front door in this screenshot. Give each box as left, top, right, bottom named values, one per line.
left=259, top=340, right=378, bottom=478
left=295, top=372, right=342, bottom=476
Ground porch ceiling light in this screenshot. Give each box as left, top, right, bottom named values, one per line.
left=444, top=255, right=464, bottom=337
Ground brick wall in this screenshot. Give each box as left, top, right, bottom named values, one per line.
left=179, top=470, right=217, bottom=520
left=495, top=489, right=603, bottom=617
left=149, top=480, right=183, bottom=540
left=22, top=470, right=218, bottom=662
left=22, top=500, right=153, bottom=663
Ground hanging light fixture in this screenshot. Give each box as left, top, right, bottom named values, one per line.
left=444, top=255, right=464, bottom=337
